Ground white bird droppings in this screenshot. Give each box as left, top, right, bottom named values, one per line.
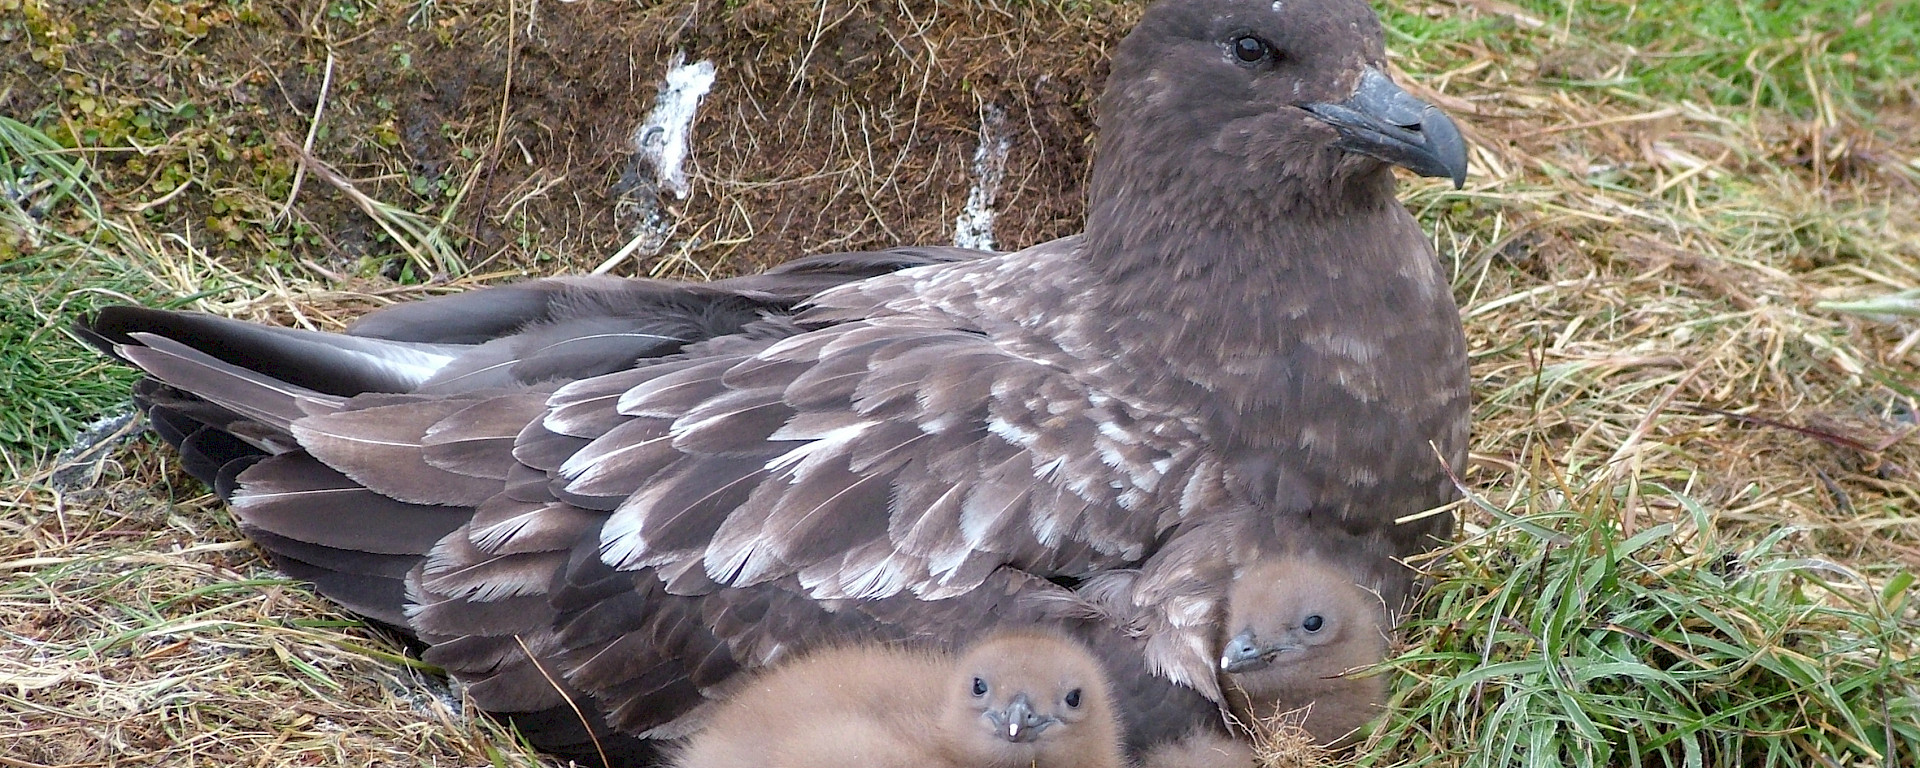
left=602, top=54, right=717, bottom=274
left=953, top=103, right=1010, bottom=251
left=632, top=54, right=717, bottom=200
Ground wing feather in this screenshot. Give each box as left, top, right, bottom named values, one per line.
left=120, top=333, right=346, bottom=429
left=419, top=531, right=561, bottom=602
left=469, top=496, right=602, bottom=555
left=779, top=351, right=873, bottom=411
left=543, top=367, right=658, bottom=437
left=602, top=455, right=771, bottom=565
left=668, top=389, right=796, bottom=455
left=557, top=417, right=680, bottom=499
left=613, top=357, right=742, bottom=418
left=421, top=393, right=549, bottom=480
left=292, top=398, right=502, bottom=506
left=573, top=299, right=1204, bottom=600
left=230, top=453, right=471, bottom=555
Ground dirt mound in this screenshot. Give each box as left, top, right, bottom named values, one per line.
left=7, top=1, right=1145, bottom=280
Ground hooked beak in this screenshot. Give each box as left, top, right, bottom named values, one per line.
left=984, top=694, right=1055, bottom=743
left=1303, top=67, right=1469, bottom=188
left=1219, top=630, right=1293, bottom=674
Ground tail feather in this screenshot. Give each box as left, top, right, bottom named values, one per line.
left=248, top=529, right=416, bottom=627
left=224, top=453, right=471, bottom=631
left=177, top=427, right=261, bottom=489
left=120, top=332, right=344, bottom=431
left=212, top=452, right=264, bottom=501
left=133, top=378, right=262, bottom=440
left=87, top=306, right=467, bottom=396
left=272, top=555, right=413, bottom=629
left=229, top=453, right=471, bottom=556
left=132, top=378, right=278, bottom=490
left=137, top=393, right=198, bottom=448
left=246, top=528, right=422, bottom=581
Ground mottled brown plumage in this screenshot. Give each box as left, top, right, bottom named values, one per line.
left=76, top=0, right=1466, bottom=763
left=674, top=631, right=1124, bottom=768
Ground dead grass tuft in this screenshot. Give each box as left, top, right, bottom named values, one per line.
left=1246, top=708, right=1337, bottom=768
left=2, top=442, right=548, bottom=766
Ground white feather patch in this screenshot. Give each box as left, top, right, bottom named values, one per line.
left=796, top=543, right=915, bottom=600
left=702, top=537, right=783, bottom=587
left=597, top=505, right=650, bottom=571
left=419, top=552, right=547, bottom=602
left=959, top=485, right=1025, bottom=550
left=762, top=421, right=872, bottom=480
left=470, top=510, right=543, bottom=552
left=557, top=431, right=674, bottom=489
left=985, top=415, right=1039, bottom=448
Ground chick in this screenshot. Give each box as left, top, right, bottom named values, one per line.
left=1139, top=729, right=1260, bottom=768
left=675, top=629, right=1124, bottom=768
left=1217, top=554, right=1392, bottom=746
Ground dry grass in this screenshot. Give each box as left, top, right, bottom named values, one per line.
left=2, top=460, right=547, bottom=766
left=4, top=0, right=1918, bottom=766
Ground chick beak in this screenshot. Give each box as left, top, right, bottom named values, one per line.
left=1220, top=630, right=1298, bottom=674
left=992, top=694, right=1052, bottom=744
left=1220, top=630, right=1269, bottom=673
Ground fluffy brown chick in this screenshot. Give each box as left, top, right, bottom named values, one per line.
left=674, top=630, right=1124, bottom=768
left=1217, top=555, right=1392, bottom=746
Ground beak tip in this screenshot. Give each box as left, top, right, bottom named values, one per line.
left=1421, top=104, right=1470, bottom=190
left=1220, top=632, right=1270, bottom=674
left=1309, top=66, right=1472, bottom=188
left=997, top=694, right=1041, bottom=743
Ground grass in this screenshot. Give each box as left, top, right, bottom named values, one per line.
left=1, top=115, right=159, bottom=471
left=1524, top=0, right=1916, bottom=114
left=1381, top=1, right=1920, bottom=115
left=3, top=0, right=1918, bottom=766
left=1374, top=482, right=1919, bottom=768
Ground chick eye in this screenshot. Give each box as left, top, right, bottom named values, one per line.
left=1064, top=689, right=1083, bottom=708
left=1303, top=614, right=1325, bottom=632
left=972, top=677, right=988, bottom=697
left=1231, top=35, right=1273, bottom=64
